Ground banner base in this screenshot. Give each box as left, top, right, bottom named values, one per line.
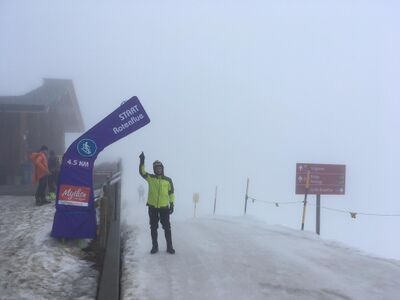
left=51, top=210, right=97, bottom=239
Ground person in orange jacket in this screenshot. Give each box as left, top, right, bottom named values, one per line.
left=30, top=145, right=51, bottom=205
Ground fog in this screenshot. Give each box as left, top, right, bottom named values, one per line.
left=1, top=0, right=399, bottom=260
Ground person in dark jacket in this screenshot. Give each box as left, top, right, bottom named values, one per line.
left=47, top=150, right=60, bottom=201
left=139, top=152, right=175, bottom=254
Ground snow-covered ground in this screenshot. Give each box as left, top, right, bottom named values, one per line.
left=0, top=196, right=98, bottom=300
left=121, top=208, right=400, bottom=300
left=4, top=194, right=399, bottom=299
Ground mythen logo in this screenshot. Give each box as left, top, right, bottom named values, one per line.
left=77, top=139, right=97, bottom=157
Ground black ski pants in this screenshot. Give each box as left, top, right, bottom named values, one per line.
left=48, top=170, right=59, bottom=194
left=35, top=175, right=48, bottom=203
left=148, top=206, right=172, bottom=248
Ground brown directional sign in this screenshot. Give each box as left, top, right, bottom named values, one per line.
left=296, top=163, right=346, bottom=195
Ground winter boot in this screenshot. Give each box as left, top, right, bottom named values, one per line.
left=150, top=229, right=158, bottom=254
left=165, top=229, right=175, bottom=254
left=150, top=245, right=159, bottom=254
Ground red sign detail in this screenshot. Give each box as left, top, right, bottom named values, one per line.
left=296, top=163, right=346, bottom=195
left=59, top=185, right=90, bottom=203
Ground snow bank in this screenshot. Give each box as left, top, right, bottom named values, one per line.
left=0, top=196, right=98, bottom=300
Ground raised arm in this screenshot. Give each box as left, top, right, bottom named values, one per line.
left=139, top=152, right=148, bottom=179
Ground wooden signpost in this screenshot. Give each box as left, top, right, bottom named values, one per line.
left=296, top=163, right=346, bottom=235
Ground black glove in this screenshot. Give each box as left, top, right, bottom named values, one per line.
left=169, top=203, right=174, bottom=214
left=139, top=152, right=145, bottom=164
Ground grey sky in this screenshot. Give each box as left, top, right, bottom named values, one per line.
left=1, top=0, right=399, bottom=259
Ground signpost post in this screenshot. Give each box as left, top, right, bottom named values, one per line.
left=193, top=193, right=199, bottom=218
left=316, top=194, right=321, bottom=235
left=301, top=171, right=311, bottom=231
left=296, top=163, right=346, bottom=235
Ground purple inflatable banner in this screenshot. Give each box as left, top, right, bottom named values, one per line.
left=51, top=96, right=150, bottom=239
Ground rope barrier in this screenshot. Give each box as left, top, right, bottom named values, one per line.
left=249, top=196, right=400, bottom=219
left=307, top=203, right=400, bottom=218
left=248, top=196, right=304, bottom=207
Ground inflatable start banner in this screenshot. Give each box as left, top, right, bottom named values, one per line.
left=51, top=96, right=150, bottom=239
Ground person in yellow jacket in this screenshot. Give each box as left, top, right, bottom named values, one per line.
left=30, top=145, right=51, bottom=206
left=139, top=152, right=175, bottom=254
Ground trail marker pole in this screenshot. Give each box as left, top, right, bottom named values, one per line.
left=193, top=193, right=199, bottom=218
left=213, top=186, right=218, bottom=215
left=244, top=178, right=249, bottom=215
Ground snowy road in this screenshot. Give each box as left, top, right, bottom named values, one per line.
left=121, top=212, right=400, bottom=300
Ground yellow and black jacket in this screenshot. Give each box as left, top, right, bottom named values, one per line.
left=139, top=163, right=175, bottom=208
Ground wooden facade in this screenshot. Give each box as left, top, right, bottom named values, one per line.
left=0, top=79, right=84, bottom=185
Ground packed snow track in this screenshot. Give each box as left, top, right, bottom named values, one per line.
left=121, top=212, right=400, bottom=300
